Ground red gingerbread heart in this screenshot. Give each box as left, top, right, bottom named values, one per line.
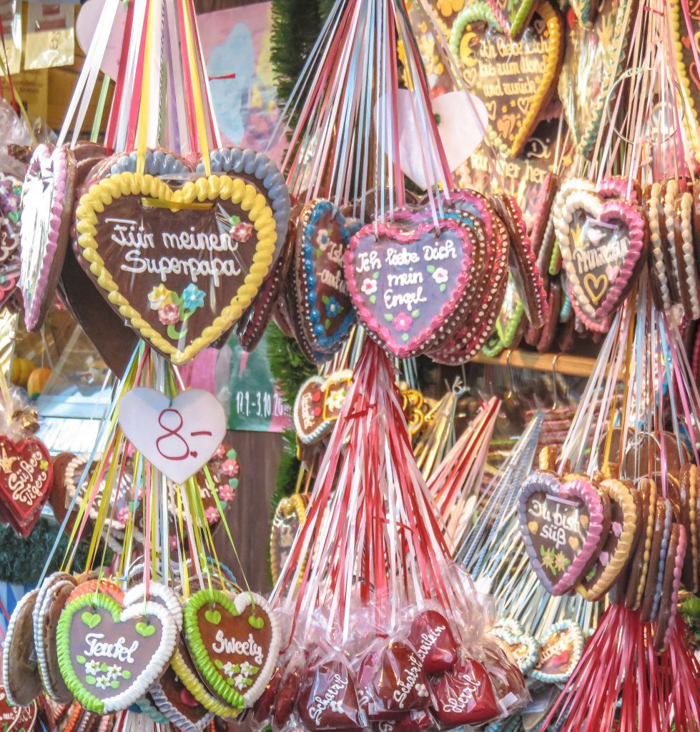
left=0, top=435, right=53, bottom=536
left=297, top=658, right=364, bottom=731
left=431, top=658, right=500, bottom=727
left=408, top=611, right=458, bottom=674
left=252, top=666, right=281, bottom=725
left=273, top=665, right=301, bottom=728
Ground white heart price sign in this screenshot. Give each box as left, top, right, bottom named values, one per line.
left=118, top=388, right=227, bottom=484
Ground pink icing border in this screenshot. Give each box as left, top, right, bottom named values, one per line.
left=597, top=176, right=640, bottom=202
left=21, top=144, right=71, bottom=331
left=344, top=218, right=474, bottom=358
left=593, top=200, right=648, bottom=319
left=566, top=283, right=611, bottom=333
left=518, top=472, right=606, bottom=596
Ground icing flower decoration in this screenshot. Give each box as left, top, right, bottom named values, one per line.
left=361, top=277, right=378, bottom=296
left=116, top=507, right=131, bottom=523
left=224, top=662, right=238, bottom=677
left=205, top=506, right=220, bottom=524
left=158, top=302, right=180, bottom=325
left=182, top=284, right=205, bottom=312
left=416, top=683, right=430, bottom=698
left=240, top=662, right=254, bottom=677
left=218, top=484, right=235, bottom=502
left=148, top=284, right=173, bottom=310
left=432, top=267, right=449, bottom=285
left=214, top=444, right=227, bottom=459
left=325, top=390, right=346, bottom=413
left=315, top=228, right=333, bottom=251
left=393, top=312, right=413, bottom=332
left=231, top=221, right=254, bottom=243
left=234, top=674, right=250, bottom=690
left=85, top=661, right=100, bottom=675
left=221, top=458, right=239, bottom=477
left=325, top=297, right=342, bottom=318
left=330, top=701, right=344, bottom=714
left=107, top=664, right=123, bottom=680
left=554, top=552, right=571, bottom=572
left=95, top=676, right=110, bottom=690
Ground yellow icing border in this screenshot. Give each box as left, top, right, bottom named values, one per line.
left=577, top=478, right=637, bottom=601
left=509, top=0, right=563, bottom=158
left=670, top=0, right=700, bottom=164
left=75, top=172, right=277, bottom=365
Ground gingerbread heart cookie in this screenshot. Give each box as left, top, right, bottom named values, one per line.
left=345, top=210, right=477, bottom=357
left=294, top=375, right=333, bottom=445
left=56, top=589, right=177, bottom=714
left=450, top=0, right=563, bottom=158
left=530, top=620, right=584, bottom=684
left=555, top=188, right=648, bottom=330
left=518, top=471, right=608, bottom=594
left=270, top=493, right=309, bottom=584
left=74, top=150, right=278, bottom=365
left=183, top=589, right=280, bottom=709
left=20, top=144, right=76, bottom=332
left=558, top=0, right=633, bottom=156
left=295, top=200, right=360, bottom=358
left=578, top=477, right=638, bottom=601
left=2, top=589, right=42, bottom=706
left=0, top=435, right=53, bottom=537
left=491, top=626, right=539, bottom=674
left=654, top=523, right=687, bottom=651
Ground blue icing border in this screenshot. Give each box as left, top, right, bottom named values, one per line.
left=109, top=150, right=189, bottom=177
left=302, top=200, right=360, bottom=354
left=203, top=148, right=291, bottom=248
left=530, top=620, right=584, bottom=685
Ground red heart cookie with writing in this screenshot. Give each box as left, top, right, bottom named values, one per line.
left=554, top=189, right=648, bottom=331
left=56, top=590, right=177, bottom=714
left=293, top=375, right=332, bottom=445
left=518, top=471, right=608, bottom=594
left=297, top=658, right=364, bottom=731
left=449, top=0, right=563, bottom=158
left=345, top=210, right=477, bottom=357
left=431, top=658, right=499, bottom=726
left=74, top=151, right=278, bottom=365
left=183, top=589, right=279, bottom=709
left=407, top=610, right=458, bottom=674
left=0, top=435, right=53, bottom=537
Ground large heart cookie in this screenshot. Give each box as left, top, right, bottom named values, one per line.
left=518, top=471, right=607, bottom=594
left=183, top=589, right=279, bottom=709
left=450, top=1, right=563, bottom=158
left=75, top=159, right=277, bottom=365
left=56, top=590, right=177, bottom=714
left=345, top=211, right=476, bottom=357
left=20, top=144, right=76, bottom=332
left=555, top=189, right=648, bottom=330
left=558, top=0, right=633, bottom=157
left=0, top=435, right=53, bottom=537
left=118, top=388, right=227, bottom=484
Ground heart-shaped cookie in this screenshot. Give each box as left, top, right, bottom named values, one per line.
left=183, top=589, right=279, bottom=709
left=0, top=435, right=53, bottom=537
left=530, top=620, right=584, bottom=684
left=270, top=493, right=309, bottom=584
left=2, top=588, right=42, bottom=707
left=578, top=477, right=638, bottom=601
left=0, top=688, right=36, bottom=732
left=345, top=212, right=476, bottom=357
left=555, top=189, right=648, bottom=330
left=75, top=157, right=278, bottom=365
left=430, top=658, right=499, bottom=726
left=518, top=471, right=607, bottom=594
left=295, top=200, right=360, bottom=357
left=56, top=589, right=177, bottom=714
left=293, top=375, right=333, bottom=445
left=558, top=0, right=633, bottom=157
left=118, top=388, right=227, bottom=484
left=490, top=627, right=539, bottom=674
left=450, top=0, right=563, bottom=158
left=20, top=144, right=76, bottom=332
left=298, top=657, right=364, bottom=731
left=408, top=610, right=458, bottom=674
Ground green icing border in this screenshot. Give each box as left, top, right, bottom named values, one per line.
left=183, top=589, right=245, bottom=710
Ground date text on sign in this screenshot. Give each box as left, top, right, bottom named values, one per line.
left=119, top=387, right=227, bottom=483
